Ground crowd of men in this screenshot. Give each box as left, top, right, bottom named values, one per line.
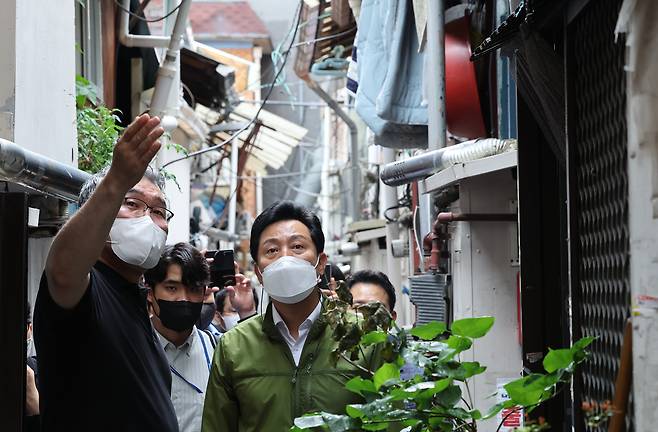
left=27, top=115, right=401, bottom=432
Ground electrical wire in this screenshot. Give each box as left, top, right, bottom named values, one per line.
left=114, top=0, right=184, bottom=23
left=287, top=27, right=357, bottom=50
left=160, top=0, right=304, bottom=170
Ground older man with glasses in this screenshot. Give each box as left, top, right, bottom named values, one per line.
left=33, top=114, right=180, bottom=432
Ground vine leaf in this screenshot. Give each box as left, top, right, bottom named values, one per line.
left=373, top=362, right=399, bottom=390
left=409, top=321, right=446, bottom=340
left=451, top=316, right=495, bottom=339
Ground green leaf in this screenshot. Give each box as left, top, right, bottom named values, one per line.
left=362, top=422, right=389, bottom=431
left=504, top=374, right=557, bottom=406
left=445, top=335, right=472, bottom=352
left=482, top=400, right=515, bottom=419
left=293, top=414, right=326, bottom=429
left=418, top=378, right=452, bottom=399
left=543, top=348, right=574, bottom=373
left=345, top=404, right=364, bottom=419
left=345, top=376, right=376, bottom=396
left=322, top=413, right=357, bottom=432
left=410, top=321, right=447, bottom=340
left=373, top=362, right=400, bottom=390
left=572, top=336, right=596, bottom=352
left=451, top=316, right=495, bottom=338
left=360, top=330, right=388, bottom=346
left=435, top=384, right=462, bottom=407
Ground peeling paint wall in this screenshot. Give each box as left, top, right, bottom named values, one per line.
left=617, top=0, right=658, bottom=427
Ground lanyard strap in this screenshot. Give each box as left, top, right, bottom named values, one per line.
left=170, top=365, right=204, bottom=394
left=169, top=330, right=212, bottom=394
left=197, top=329, right=212, bottom=371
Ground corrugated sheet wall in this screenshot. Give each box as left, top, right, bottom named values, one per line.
left=569, top=0, right=632, bottom=430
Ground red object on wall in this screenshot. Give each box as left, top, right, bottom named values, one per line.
left=445, top=12, right=487, bottom=139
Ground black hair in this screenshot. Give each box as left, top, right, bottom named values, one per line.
left=26, top=300, right=32, bottom=324
left=249, top=201, right=325, bottom=262
left=144, top=242, right=209, bottom=292
left=347, top=270, right=397, bottom=311
left=214, top=287, right=259, bottom=312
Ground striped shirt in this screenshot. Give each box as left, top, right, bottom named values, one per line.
left=156, top=326, right=214, bottom=432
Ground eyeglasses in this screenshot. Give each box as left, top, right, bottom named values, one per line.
left=121, top=197, right=174, bottom=222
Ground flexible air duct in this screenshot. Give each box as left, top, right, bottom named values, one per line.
left=380, top=138, right=517, bottom=186
left=0, top=138, right=91, bottom=202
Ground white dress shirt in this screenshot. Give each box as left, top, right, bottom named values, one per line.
left=156, top=326, right=213, bottom=432
left=272, top=299, right=322, bottom=366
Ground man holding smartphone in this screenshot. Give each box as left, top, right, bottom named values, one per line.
left=144, top=242, right=217, bottom=432
left=202, top=201, right=380, bottom=432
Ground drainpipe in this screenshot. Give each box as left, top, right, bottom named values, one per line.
left=418, top=0, right=447, bottom=241
left=427, top=0, right=447, bottom=152
left=119, top=0, right=170, bottom=48
left=305, top=79, right=360, bottom=221
left=148, top=0, right=192, bottom=119
left=380, top=147, right=402, bottom=291
left=0, top=139, right=91, bottom=202
left=119, top=0, right=193, bottom=169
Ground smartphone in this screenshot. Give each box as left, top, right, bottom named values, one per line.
left=205, top=250, right=235, bottom=288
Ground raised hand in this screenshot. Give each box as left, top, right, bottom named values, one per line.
left=225, top=262, right=256, bottom=318
left=108, top=114, right=164, bottom=191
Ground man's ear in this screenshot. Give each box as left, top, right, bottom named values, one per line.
left=254, top=263, right=263, bottom=285
left=146, top=287, right=158, bottom=315
left=317, top=253, right=328, bottom=275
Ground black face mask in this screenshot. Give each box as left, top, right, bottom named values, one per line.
left=156, top=299, right=203, bottom=332
left=196, top=303, right=216, bottom=330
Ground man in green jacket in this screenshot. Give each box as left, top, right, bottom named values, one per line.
left=202, top=201, right=376, bottom=431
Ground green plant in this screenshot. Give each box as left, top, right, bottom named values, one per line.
left=292, top=283, right=594, bottom=432
left=582, top=400, right=615, bottom=428
left=75, top=75, right=123, bottom=174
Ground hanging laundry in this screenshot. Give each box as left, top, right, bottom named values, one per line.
left=352, top=0, right=428, bottom=149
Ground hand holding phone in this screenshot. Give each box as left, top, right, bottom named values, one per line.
left=205, top=250, right=236, bottom=288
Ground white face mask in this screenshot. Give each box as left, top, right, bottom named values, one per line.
left=261, top=256, right=320, bottom=304
left=222, top=314, right=240, bottom=331
left=108, top=215, right=167, bottom=269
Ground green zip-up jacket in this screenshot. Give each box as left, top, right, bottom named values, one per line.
left=201, top=302, right=378, bottom=432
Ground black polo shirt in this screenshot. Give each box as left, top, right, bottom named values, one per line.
left=34, top=261, right=179, bottom=432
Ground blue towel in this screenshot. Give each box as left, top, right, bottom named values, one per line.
left=353, top=0, right=428, bottom=148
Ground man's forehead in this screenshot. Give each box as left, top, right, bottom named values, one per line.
left=127, top=180, right=166, bottom=206
left=260, top=219, right=312, bottom=241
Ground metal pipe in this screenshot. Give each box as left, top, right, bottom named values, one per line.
left=380, top=147, right=402, bottom=294
left=380, top=138, right=517, bottom=186
left=305, top=79, right=360, bottom=221
left=119, top=0, right=171, bottom=48
left=0, top=139, right=91, bottom=202
left=437, top=212, right=517, bottom=223
left=427, top=0, right=447, bottom=151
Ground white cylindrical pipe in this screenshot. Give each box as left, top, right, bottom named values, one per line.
left=426, top=0, right=447, bottom=151
left=119, top=0, right=170, bottom=48
left=380, top=147, right=402, bottom=290
left=227, top=137, right=239, bottom=247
